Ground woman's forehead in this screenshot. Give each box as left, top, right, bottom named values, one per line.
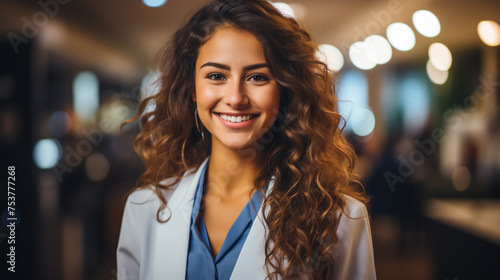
left=196, top=28, right=266, bottom=67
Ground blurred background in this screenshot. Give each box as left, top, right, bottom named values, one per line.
left=0, top=0, right=499, bottom=279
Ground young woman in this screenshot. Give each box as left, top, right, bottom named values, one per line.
left=117, top=0, right=376, bottom=279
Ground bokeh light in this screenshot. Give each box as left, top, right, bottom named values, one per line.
left=73, top=71, right=99, bottom=122
left=386, top=23, right=416, bottom=51
left=141, top=71, right=160, bottom=115
left=99, top=96, right=132, bottom=134
left=349, top=41, right=376, bottom=70
left=85, top=153, right=110, bottom=182
left=271, top=2, right=295, bottom=18
left=33, top=139, right=62, bottom=169
left=399, top=73, right=430, bottom=136
left=364, top=35, right=392, bottom=65
left=426, top=60, right=449, bottom=85
left=477, top=20, right=500, bottom=47
left=48, top=111, right=71, bottom=138
left=452, top=166, right=471, bottom=191
left=429, top=43, right=452, bottom=71
left=412, top=10, right=441, bottom=37
left=350, top=107, right=376, bottom=137
left=317, top=44, right=344, bottom=72
left=143, top=0, right=167, bottom=8
left=337, top=70, right=369, bottom=126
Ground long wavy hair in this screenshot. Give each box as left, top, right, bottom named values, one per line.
left=123, top=0, right=368, bottom=279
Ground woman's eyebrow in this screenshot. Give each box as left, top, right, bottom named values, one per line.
left=243, top=63, right=268, bottom=71
left=200, top=62, right=268, bottom=71
left=200, top=62, right=230, bottom=70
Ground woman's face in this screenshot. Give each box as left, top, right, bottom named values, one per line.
left=193, top=27, right=281, bottom=151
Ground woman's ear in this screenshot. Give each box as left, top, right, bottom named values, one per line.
left=191, top=93, right=197, bottom=103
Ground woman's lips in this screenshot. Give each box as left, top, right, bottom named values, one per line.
left=214, top=113, right=259, bottom=129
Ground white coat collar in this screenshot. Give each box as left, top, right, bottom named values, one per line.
left=152, top=157, right=276, bottom=279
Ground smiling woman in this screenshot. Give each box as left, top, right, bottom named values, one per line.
left=118, top=0, right=376, bottom=279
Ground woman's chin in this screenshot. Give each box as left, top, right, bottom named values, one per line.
left=222, top=141, right=255, bottom=151
left=211, top=136, right=261, bottom=152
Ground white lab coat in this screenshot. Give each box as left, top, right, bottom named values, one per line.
left=117, top=158, right=377, bottom=280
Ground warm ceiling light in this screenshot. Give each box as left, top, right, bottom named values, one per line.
left=271, top=2, right=295, bottom=18
left=426, top=60, right=449, bottom=85
left=317, top=44, right=344, bottom=72
left=364, top=35, right=392, bottom=65
left=429, top=43, right=452, bottom=71
left=387, top=23, right=416, bottom=51
left=477, top=20, right=500, bottom=47
left=349, top=41, right=377, bottom=70
left=412, top=10, right=441, bottom=37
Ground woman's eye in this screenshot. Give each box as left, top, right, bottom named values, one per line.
left=248, top=74, right=269, bottom=82
left=207, top=73, right=226, bottom=81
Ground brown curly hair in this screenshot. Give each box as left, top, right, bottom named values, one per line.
left=122, top=0, right=368, bottom=279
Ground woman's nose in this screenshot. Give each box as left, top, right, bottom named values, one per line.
left=223, top=80, right=249, bottom=108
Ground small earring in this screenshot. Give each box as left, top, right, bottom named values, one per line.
left=194, top=107, right=205, bottom=141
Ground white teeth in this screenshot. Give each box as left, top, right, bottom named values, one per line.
left=219, top=114, right=254, bottom=123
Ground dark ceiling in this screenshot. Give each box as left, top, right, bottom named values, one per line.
left=2, top=0, right=499, bottom=79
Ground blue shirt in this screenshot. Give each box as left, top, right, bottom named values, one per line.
left=186, top=163, right=266, bottom=280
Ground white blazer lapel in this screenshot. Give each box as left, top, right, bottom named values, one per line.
left=230, top=178, right=279, bottom=280
left=153, top=158, right=209, bottom=279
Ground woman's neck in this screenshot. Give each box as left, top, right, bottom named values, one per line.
left=205, top=139, right=264, bottom=200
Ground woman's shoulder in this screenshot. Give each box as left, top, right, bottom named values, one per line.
left=123, top=167, right=201, bottom=214
left=128, top=173, right=188, bottom=200
left=340, top=194, right=369, bottom=219
left=123, top=188, right=163, bottom=222
left=126, top=187, right=157, bottom=204
left=336, top=194, right=371, bottom=239
left=123, top=177, right=182, bottom=215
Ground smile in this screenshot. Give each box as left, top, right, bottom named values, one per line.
left=217, top=114, right=257, bottom=123
left=214, top=113, right=260, bottom=129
